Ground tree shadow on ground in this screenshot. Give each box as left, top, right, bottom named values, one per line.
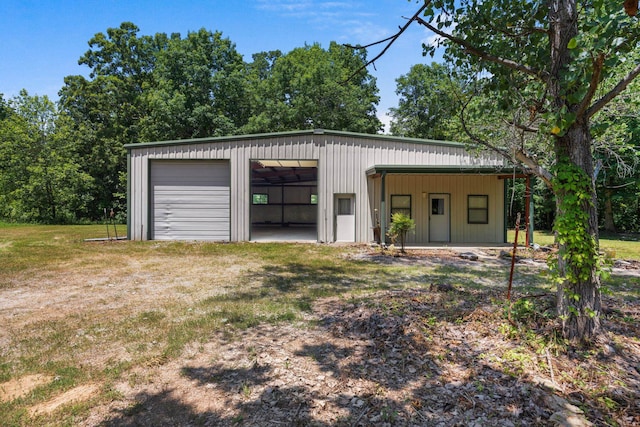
left=100, top=389, right=226, bottom=426
left=98, top=255, right=639, bottom=426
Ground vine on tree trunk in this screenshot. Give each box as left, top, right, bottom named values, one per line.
left=549, top=159, right=607, bottom=325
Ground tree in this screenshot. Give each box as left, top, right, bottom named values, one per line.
left=389, top=62, right=465, bottom=140
left=59, top=23, right=157, bottom=218
left=387, top=213, right=416, bottom=253
left=59, top=24, right=384, bottom=219
left=139, top=29, right=250, bottom=140
left=0, top=94, right=10, bottom=120
left=416, top=0, right=640, bottom=342
left=243, top=42, right=382, bottom=134
left=59, top=23, right=252, bottom=217
left=0, top=91, right=93, bottom=222
left=357, top=1, right=640, bottom=342
left=590, top=58, right=640, bottom=233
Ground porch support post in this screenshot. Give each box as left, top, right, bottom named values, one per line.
left=127, top=151, right=131, bottom=240
left=528, top=175, right=535, bottom=246
left=525, top=175, right=531, bottom=246
left=503, top=177, right=508, bottom=243
left=380, top=172, right=387, bottom=245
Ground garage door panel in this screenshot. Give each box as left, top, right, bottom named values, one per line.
left=154, top=223, right=230, bottom=231
left=154, top=187, right=230, bottom=193
left=153, top=214, right=230, bottom=221
left=155, top=169, right=229, bottom=180
left=151, top=160, right=230, bottom=241
left=156, top=202, right=229, bottom=212
left=153, top=213, right=229, bottom=221
left=156, top=194, right=229, bottom=208
left=156, top=203, right=229, bottom=214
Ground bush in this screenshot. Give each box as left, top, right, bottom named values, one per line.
left=387, top=213, right=415, bottom=252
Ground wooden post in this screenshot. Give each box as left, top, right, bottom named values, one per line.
left=525, top=175, right=531, bottom=247
left=507, top=212, right=521, bottom=301
left=380, top=172, right=387, bottom=245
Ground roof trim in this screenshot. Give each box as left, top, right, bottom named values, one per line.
left=365, top=165, right=522, bottom=176
left=124, top=128, right=467, bottom=150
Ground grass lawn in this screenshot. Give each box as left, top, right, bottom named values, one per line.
left=508, top=229, right=640, bottom=260
left=0, top=224, right=638, bottom=426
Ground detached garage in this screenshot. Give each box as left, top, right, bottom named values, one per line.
left=127, top=129, right=517, bottom=245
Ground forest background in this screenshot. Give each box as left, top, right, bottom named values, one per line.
left=0, top=3, right=639, bottom=234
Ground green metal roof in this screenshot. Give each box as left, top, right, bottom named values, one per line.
left=366, top=165, right=521, bottom=175
left=124, top=128, right=467, bottom=150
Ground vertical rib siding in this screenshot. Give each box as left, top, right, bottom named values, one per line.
left=383, top=174, right=504, bottom=244
left=128, top=133, right=504, bottom=242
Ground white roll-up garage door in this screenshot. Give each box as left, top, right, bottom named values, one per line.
left=150, top=160, right=230, bottom=240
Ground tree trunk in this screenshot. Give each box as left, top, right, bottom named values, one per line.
left=554, top=123, right=603, bottom=342
left=603, top=182, right=617, bottom=232
left=549, top=0, right=602, bottom=342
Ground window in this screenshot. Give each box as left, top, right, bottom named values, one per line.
left=252, top=193, right=268, bottom=205
left=468, top=195, right=488, bottom=224
left=391, top=195, right=411, bottom=218
left=431, top=198, right=445, bottom=215
left=337, top=198, right=353, bottom=215
left=310, top=194, right=318, bottom=205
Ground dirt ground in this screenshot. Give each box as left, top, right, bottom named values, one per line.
left=1, top=247, right=639, bottom=426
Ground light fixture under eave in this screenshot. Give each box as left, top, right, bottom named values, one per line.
left=256, top=160, right=318, bottom=168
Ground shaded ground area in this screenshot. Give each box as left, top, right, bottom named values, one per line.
left=2, top=246, right=639, bottom=426
left=77, top=251, right=639, bottom=426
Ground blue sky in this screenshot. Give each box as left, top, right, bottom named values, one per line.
left=0, top=0, right=440, bottom=130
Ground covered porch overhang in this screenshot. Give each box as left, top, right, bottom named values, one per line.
left=365, top=165, right=534, bottom=246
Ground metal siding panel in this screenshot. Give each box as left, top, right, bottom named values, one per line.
left=130, top=133, right=505, bottom=243
left=381, top=174, right=504, bottom=244
left=230, top=149, right=241, bottom=241
left=358, top=140, right=371, bottom=242
left=242, top=147, right=248, bottom=241
left=129, top=153, right=139, bottom=240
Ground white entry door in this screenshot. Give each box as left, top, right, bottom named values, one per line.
left=335, top=195, right=355, bottom=242
left=429, top=194, right=450, bottom=242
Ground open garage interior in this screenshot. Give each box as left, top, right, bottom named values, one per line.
left=250, top=160, right=318, bottom=241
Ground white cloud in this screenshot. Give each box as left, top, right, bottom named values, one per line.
left=339, top=19, right=390, bottom=44
left=255, top=0, right=356, bottom=16
left=377, top=110, right=393, bottom=134
left=255, top=0, right=314, bottom=13
left=254, top=0, right=384, bottom=44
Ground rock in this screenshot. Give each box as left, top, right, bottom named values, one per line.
left=352, top=398, right=365, bottom=407
left=459, top=252, right=479, bottom=261
left=445, top=381, right=464, bottom=389
left=549, top=410, right=593, bottom=427
left=500, top=250, right=512, bottom=258
left=544, top=394, right=593, bottom=427
left=532, top=375, right=561, bottom=392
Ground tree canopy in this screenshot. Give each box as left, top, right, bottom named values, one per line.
left=389, top=62, right=465, bottom=140
left=52, top=23, right=382, bottom=220
left=0, top=91, right=93, bottom=222
left=244, top=42, right=381, bottom=134
left=363, top=0, right=640, bottom=342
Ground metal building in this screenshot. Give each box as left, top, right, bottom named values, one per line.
left=126, top=129, right=512, bottom=244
